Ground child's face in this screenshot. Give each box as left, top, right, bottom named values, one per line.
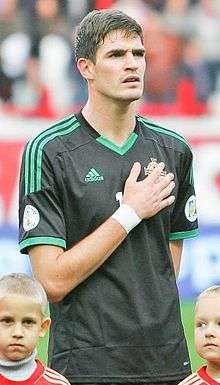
left=195, top=295, right=220, bottom=363
left=0, top=293, right=50, bottom=361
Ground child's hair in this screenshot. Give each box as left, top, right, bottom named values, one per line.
left=0, top=273, right=48, bottom=317
left=195, top=285, right=220, bottom=312
left=197, top=285, right=220, bottom=301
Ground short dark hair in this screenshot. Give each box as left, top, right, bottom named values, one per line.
left=74, top=9, right=143, bottom=63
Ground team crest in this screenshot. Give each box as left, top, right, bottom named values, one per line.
left=184, top=195, right=197, bottom=222
left=23, top=205, right=40, bottom=231
left=144, top=158, right=167, bottom=177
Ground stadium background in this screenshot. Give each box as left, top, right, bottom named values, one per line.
left=1, top=0, right=220, bottom=373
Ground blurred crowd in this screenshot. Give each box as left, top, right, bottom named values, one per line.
left=1, top=0, right=220, bottom=117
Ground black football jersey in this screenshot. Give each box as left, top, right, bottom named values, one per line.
left=19, top=112, right=198, bottom=383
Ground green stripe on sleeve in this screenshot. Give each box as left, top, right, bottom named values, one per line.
left=35, top=122, right=80, bottom=192
left=30, top=117, right=78, bottom=193
left=24, top=115, right=81, bottom=194
left=138, top=116, right=191, bottom=149
left=24, top=115, right=76, bottom=195
left=19, top=237, right=66, bottom=251
left=169, top=228, right=199, bottom=240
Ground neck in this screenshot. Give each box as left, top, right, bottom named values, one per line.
left=82, top=96, right=137, bottom=146
left=206, top=363, right=220, bottom=380
left=0, top=350, right=37, bottom=381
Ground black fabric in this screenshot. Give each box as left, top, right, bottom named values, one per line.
left=19, top=113, right=198, bottom=383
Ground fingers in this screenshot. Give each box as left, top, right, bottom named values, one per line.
left=124, top=161, right=176, bottom=219
left=128, top=162, right=174, bottom=184
left=126, top=162, right=141, bottom=183
left=158, top=195, right=175, bottom=211
left=158, top=180, right=175, bottom=200
left=145, top=162, right=167, bottom=182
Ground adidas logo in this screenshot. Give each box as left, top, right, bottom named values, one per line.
left=85, top=168, right=104, bottom=182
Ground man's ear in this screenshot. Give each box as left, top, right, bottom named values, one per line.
left=76, top=58, right=95, bottom=80
left=39, top=317, right=51, bottom=338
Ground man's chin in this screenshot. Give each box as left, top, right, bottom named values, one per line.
left=116, top=93, right=142, bottom=103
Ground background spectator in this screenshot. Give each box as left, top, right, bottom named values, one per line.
left=0, top=0, right=220, bottom=116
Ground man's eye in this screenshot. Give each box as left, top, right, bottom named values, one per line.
left=111, top=52, right=122, bottom=57
left=134, top=51, right=145, bottom=57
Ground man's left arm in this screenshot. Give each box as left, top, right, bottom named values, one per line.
left=169, top=239, right=183, bottom=278
left=169, top=144, right=198, bottom=277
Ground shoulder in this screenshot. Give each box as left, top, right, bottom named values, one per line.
left=24, top=113, right=80, bottom=155
left=43, top=365, right=71, bottom=385
left=137, top=115, right=192, bottom=154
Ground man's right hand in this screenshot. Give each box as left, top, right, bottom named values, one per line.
left=123, top=162, right=175, bottom=219
left=28, top=162, right=176, bottom=302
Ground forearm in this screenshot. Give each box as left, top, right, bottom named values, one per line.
left=29, top=217, right=127, bottom=303
left=29, top=162, right=175, bottom=302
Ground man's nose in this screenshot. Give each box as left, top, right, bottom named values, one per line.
left=124, top=52, right=139, bottom=69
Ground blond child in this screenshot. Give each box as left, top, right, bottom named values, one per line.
left=0, top=273, right=70, bottom=384
left=179, top=285, right=220, bottom=385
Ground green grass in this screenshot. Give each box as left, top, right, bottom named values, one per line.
left=37, top=329, right=49, bottom=364
left=180, top=300, right=205, bottom=371
left=37, top=300, right=205, bottom=372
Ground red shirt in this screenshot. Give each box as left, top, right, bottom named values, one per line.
left=0, top=360, right=70, bottom=385
left=179, top=366, right=220, bottom=385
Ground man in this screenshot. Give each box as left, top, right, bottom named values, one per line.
left=19, top=9, right=199, bottom=385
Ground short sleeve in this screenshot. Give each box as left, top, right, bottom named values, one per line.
left=169, top=146, right=199, bottom=240
left=19, top=143, right=66, bottom=254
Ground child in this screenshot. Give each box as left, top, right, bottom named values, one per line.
left=0, top=272, right=71, bottom=384
left=179, top=285, right=220, bottom=385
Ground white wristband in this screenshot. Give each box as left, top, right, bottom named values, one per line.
left=111, top=203, right=141, bottom=234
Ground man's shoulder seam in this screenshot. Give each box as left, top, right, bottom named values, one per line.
left=24, top=114, right=80, bottom=194
left=27, top=114, right=80, bottom=148
left=137, top=115, right=191, bottom=150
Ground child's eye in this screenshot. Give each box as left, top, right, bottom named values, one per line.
left=196, top=322, right=206, bottom=328
left=23, top=319, right=36, bottom=325
left=0, top=317, right=13, bottom=325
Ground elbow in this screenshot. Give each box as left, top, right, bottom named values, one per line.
left=42, top=277, right=80, bottom=304
left=48, top=292, right=65, bottom=304
left=40, top=279, right=70, bottom=304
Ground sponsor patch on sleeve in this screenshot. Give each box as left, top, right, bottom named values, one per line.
left=23, top=205, right=40, bottom=231
left=184, top=195, right=197, bottom=222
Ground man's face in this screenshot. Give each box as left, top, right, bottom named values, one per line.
left=90, top=29, right=146, bottom=103
left=0, top=294, right=49, bottom=361
left=195, top=295, right=220, bottom=364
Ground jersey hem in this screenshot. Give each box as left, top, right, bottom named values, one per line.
left=169, top=228, right=199, bottom=240
left=19, top=236, right=66, bottom=253
left=64, top=372, right=191, bottom=383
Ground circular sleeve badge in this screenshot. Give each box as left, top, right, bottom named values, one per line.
left=184, top=195, right=197, bottom=222
left=23, top=205, right=40, bottom=231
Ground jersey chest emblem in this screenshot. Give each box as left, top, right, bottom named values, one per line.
left=144, top=158, right=167, bottom=177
